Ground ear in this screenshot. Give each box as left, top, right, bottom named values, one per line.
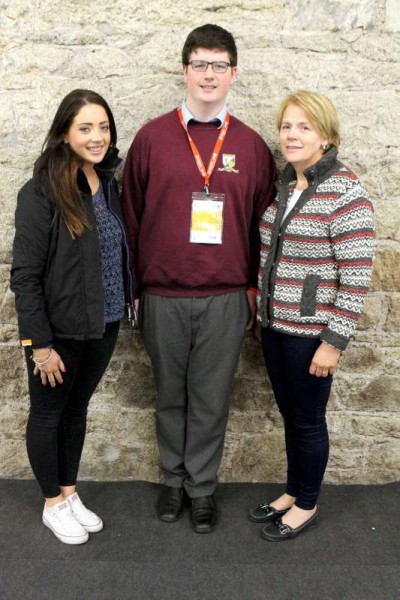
left=231, top=66, right=238, bottom=83
left=63, top=135, right=69, bottom=144
left=182, top=64, right=188, bottom=84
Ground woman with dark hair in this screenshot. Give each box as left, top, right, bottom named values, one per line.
left=11, top=89, right=134, bottom=545
left=249, top=91, right=374, bottom=541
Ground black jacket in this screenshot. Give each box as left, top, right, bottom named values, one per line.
left=10, top=149, right=134, bottom=347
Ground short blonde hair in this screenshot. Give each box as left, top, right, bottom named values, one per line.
left=276, top=90, right=341, bottom=149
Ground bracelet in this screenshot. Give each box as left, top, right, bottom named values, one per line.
left=31, top=348, right=53, bottom=366
left=322, top=341, right=342, bottom=353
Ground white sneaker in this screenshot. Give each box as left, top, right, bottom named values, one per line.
left=42, top=500, right=89, bottom=545
left=66, top=492, right=103, bottom=533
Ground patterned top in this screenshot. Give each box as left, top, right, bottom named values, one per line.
left=257, top=149, right=375, bottom=351
left=92, top=184, right=125, bottom=323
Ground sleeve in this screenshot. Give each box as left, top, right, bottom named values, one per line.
left=248, top=138, right=277, bottom=288
left=10, top=181, right=54, bottom=346
left=319, top=180, right=375, bottom=351
left=120, top=130, right=149, bottom=298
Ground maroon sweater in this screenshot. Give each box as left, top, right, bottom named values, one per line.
left=121, top=109, right=276, bottom=297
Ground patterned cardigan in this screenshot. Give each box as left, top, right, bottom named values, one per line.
left=257, top=148, right=374, bottom=351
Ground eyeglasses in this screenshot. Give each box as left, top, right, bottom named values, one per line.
left=188, top=60, right=231, bottom=73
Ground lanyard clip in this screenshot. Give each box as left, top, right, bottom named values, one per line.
left=204, top=184, right=209, bottom=195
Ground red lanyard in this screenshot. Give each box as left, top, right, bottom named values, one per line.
left=177, top=106, right=230, bottom=193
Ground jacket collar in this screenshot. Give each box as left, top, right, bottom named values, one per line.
left=277, top=148, right=339, bottom=189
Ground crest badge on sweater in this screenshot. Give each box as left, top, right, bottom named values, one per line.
left=218, top=153, right=239, bottom=173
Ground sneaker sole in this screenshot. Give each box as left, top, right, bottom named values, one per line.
left=81, top=520, right=103, bottom=533
left=42, top=516, right=89, bottom=545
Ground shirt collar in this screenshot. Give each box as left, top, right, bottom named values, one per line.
left=181, top=100, right=227, bottom=129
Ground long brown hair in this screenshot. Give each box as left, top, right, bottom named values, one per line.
left=34, top=89, right=117, bottom=237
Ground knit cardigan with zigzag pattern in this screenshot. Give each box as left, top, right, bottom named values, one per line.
left=257, top=148, right=375, bottom=351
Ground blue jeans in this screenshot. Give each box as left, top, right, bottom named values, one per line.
left=25, top=321, right=120, bottom=498
left=262, top=327, right=332, bottom=509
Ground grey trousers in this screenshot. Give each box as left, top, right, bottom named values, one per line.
left=141, top=291, right=249, bottom=497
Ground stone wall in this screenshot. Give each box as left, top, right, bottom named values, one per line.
left=1, top=0, right=399, bottom=484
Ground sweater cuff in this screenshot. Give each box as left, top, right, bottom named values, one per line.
left=320, top=328, right=349, bottom=352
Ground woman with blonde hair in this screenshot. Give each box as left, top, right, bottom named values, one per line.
left=249, top=91, right=374, bottom=541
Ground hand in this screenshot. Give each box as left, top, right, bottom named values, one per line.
left=134, top=298, right=140, bottom=314
left=246, top=289, right=257, bottom=331
left=33, top=348, right=66, bottom=388
left=309, top=343, right=341, bottom=377
left=253, top=323, right=262, bottom=342
left=134, top=297, right=141, bottom=326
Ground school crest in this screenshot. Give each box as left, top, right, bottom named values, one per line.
left=218, top=153, right=239, bottom=173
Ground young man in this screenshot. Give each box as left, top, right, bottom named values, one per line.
left=122, top=24, right=276, bottom=533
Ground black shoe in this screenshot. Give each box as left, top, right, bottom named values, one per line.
left=261, top=510, right=318, bottom=542
left=248, top=502, right=290, bottom=523
left=190, top=495, right=217, bottom=534
left=156, top=486, right=183, bottom=523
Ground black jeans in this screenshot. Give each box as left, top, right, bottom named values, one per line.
left=262, top=327, right=332, bottom=509
left=25, top=321, right=120, bottom=498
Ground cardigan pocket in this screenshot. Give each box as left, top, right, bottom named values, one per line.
left=300, top=273, right=321, bottom=316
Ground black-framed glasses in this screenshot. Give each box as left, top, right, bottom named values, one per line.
left=188, top=60, right=231, bottom=73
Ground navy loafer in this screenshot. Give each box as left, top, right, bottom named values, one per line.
left=248, top=502, right=289, bottom=523
left=261, top=510, right=318, bottom=541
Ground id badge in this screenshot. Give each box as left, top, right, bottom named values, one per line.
left=190, top=192, right=225, bottom=244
